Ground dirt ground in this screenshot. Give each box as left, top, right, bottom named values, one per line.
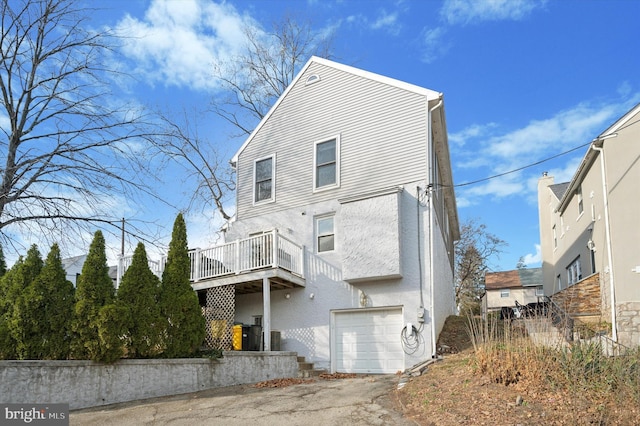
left=393, top=316, right=640, bottom=426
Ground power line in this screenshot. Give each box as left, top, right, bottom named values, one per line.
left=454, top=141, right=592, bottom=188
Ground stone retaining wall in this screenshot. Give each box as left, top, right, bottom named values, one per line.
left=617, top=302, right=640, bottom=347
left=552, top=273, right=601, bottom=315
left=0, top=351, right=298, bottom=410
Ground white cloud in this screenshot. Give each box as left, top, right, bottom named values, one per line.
left=522, top=244, right=541, bottom=266
left=454, top=97, right=637, bottom=206
left=371, top=10, right=401, bottom=34
left=449, top=122, right=498, bottom=148
left=420, top=27, right=450, bottom=64
left=115, top=0, right=255, bottom=92
left=440, top=0, right=547, bottom=26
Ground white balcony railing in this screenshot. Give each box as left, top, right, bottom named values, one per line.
left=117, top=230, right=304, bottom=287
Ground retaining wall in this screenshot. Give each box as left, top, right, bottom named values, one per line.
left=0, top=351, right=298, bottom=410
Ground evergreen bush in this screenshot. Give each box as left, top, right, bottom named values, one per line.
left=159, top=213, right=206, bottom=357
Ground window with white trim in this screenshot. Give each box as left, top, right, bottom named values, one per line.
left=566, top=256, right=582, bottom=286
left=500, top=289, right=510, bottom=298
left=316, top=215, right=335, bottom=253
left=576, top=185, right=584, bottom=215
left=254, top=155, right=275, bottom=203
left=314, top=137, right=339, bottom=190
left=535, top=287, right=544, bottom=297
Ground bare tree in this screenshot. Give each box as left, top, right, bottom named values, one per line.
left=157, top=111, right=234, bottom=221
left=455, top=218, right=507, bottom=313
left=157, top=16, right=334, bottom=221
left=0, top=0, right=161, bottom=256
left=212, top=15, right=334, bottom=136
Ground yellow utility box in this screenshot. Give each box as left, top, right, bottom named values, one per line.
left=232, top=324, right=243, bottom=350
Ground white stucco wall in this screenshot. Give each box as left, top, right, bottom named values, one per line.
left=225, top=183, right=453, bottom=372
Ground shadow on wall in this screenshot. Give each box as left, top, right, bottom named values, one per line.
left=283, top=327, right=317, bottom=359
left=305, top=249, right=365, bottom=307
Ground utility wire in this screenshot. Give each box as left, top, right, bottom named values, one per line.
left=453, top=141, right=592, bottom=188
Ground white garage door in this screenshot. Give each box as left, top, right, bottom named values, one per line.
left=332, top=307, right=404, bottom=374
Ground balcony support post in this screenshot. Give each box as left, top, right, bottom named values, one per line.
left=262, top=277, right=271, bottom=351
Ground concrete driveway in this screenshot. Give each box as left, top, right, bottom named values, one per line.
left=70, top=375, right=413, bottom=425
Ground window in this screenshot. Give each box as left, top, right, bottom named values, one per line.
left=576, top=185, right=584, bottom=215
left=314, top=137, right=339, bottom=190
left=553, top=225, right=557, bottom=248
left=566, top=256, right=582, bottom=286
left=535, top=287, right=544, bottom=297
left=500, top=289, right=510, bottom=298
left=316, top=215, right=335, bottom=252
left=254, top=155, right=274, bottom=203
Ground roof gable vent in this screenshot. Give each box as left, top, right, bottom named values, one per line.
left=305, top=74, right=320, bottom=86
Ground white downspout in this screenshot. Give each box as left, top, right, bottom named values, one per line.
left=592, top=142, right=617, bottom=342
left=427, top=96, right=443, bottom=358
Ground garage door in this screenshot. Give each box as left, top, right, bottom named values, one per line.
left=332, top=307, right=404, bottom=374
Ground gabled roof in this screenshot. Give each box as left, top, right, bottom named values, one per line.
left=485, top=268, right=542, bottom=290
left=61, top=254, right=86, bottom=271
left=549, top=182, right=570, bottom=200
left=231, top=56, right=442, bottom=165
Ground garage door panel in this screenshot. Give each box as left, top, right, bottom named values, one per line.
left=333, top=308, right=404, bottom=374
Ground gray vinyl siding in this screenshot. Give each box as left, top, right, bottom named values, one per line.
left=236, top=62, right=430, bottom=220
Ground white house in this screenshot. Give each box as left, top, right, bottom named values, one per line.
left=182, top=57, right=459, bottom=374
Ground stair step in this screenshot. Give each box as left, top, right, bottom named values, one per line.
left=298, top=369, right=327, bottom=378
left=296, top=356, right=306, bottom=363
left=298, top=362, right=314, bottom=370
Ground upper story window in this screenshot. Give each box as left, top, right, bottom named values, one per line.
left=567, top=256, right=582, bottom=286
left=576, top=185, right=584, bottom=216
left=314, top=136, right=340, bottom=190
left=254, top=155, right=275, bottom=203
left=535, top=287, right=544, bottom=297
left=552, top=224, right=557, bottom=248
left=500, top=289, right=510, bottom=298
left=316, top=215, right=335, bottom=253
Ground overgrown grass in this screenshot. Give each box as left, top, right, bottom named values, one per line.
left=467, top=314, right=640, bottom=406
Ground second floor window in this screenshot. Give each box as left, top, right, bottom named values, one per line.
left=315, top=137, right=339, bottom=189
left=254, top=155, right=274, bottom=203
left=500, top=289, right=509, bottom=298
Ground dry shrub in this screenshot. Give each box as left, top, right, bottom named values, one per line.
left=467, top=314, right=640, bottom=407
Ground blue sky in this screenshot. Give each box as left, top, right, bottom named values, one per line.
left=8, top=0, right=640, bottom=270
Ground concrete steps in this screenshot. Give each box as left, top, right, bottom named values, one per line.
left=297, top=356, right=327, bottom=378
left=523, top=317, right=568, bottom=348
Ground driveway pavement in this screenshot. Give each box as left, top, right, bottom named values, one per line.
left=70, top=375, right=413, bottom=425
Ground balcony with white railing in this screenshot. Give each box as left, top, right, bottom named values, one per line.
left=117, top=230, right=306, bottom=293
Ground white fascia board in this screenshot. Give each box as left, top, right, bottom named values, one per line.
left=231, top=56, right=442, bottom=166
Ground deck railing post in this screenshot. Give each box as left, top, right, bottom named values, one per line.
left=235, top=240, right=240, bottom=274
left=194, top=248, right=201, bottom=282
left=300, top=245, right=306, bottom=277
left=272, top=230, right=278, bottom=268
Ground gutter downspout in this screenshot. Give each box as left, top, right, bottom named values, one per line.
left=427, top=95, right=443, bottom=358
left=592, top=142, right=617, bottom=342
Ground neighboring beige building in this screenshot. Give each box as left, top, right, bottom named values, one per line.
left=537, top=103, right=640, bottom=347
left=481, top=268, right=543, bottom=318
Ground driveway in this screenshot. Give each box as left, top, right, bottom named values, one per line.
left=70, top=375, right=413, bottom=425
